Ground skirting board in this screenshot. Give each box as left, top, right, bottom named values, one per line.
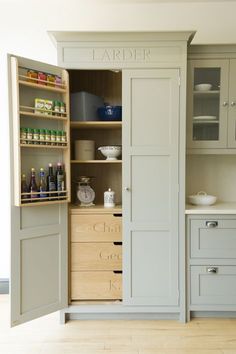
left=191, top=311, right=236, bottom=318
left=0, top=279, right=9, bottom=294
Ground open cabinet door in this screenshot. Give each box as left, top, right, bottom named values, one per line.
left=8, top=54, right=70, bottom=326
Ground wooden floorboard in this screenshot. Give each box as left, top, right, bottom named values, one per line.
left=1, top=295, right=236, bottom=354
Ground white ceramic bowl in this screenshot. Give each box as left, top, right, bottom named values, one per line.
left=194, top=83, right=212, bottom=91
left=188, top=191, right=217, bottom=206
left=98, top=146, right=122, bottom=160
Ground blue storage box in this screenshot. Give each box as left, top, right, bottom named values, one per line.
left=97, top=106, right=122, bottom=121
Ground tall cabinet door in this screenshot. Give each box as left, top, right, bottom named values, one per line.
left=9, top=55, right=70, bottom=326
left=228, top=59, right=236, bottom=148
left=122, top=69, right=179, bottom=306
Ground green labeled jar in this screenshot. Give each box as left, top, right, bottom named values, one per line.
left=50, top=130, right=56, bottom=145
left=45, top=129, right=51, bottom=145
left=56, top=130, right=62, bottom=145
left=26, top=128, right=33, bottom=144
left=39, top=129, right=45, bottom=145
left=53, top=100, right=60, bottom=116
left=20, top=127, right=27, bottom=144
left=61, top=130, right=67, bottom=145
left=33, top=128, right=40, bottom=144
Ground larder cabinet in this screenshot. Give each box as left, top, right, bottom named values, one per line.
left=9, top=31, right=193, bottom=326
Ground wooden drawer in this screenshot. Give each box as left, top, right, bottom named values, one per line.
left=71, top=214, right=122, bottom=242
left=71, top=271, right=122, bottom=300
left=190, top=265, right=236, bottom=306
left=190, top=219, right=236, bottom=259
left=71, top=242, right=122, bottom=271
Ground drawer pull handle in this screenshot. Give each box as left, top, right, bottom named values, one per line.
left=113, top=213, right=122, bottom=217
left=206, top=221, right=218, bottom=228
left=207, top=267, right=218, bottom=274
left=113, top=242, right=122, bottom=246
left=113, top=270, right=122, bottom=274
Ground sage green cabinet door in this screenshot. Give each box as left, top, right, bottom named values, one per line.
left=228, top=59, right=236, bottom=148
left=187, top=59, right=229, bottom=149
left=122, top=69, right=179, bottom=306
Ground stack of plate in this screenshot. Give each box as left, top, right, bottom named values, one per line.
left=193, top=115, right=217, bottom=120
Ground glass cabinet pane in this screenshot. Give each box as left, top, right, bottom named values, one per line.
left=193, top=67, right=221, bottom=142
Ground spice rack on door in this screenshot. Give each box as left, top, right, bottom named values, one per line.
left=11, top=56, right=71, bottom=207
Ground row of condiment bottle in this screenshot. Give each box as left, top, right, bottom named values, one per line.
left=35, top=98, right=66, bottom=116
left=20, top=128, right=67, bottom=146
left=21, top=163, right=66, bottom=201
left=27, top=70, right=62, bottom=88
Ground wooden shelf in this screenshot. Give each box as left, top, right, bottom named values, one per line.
left=70, top=204, right=122, bottom=214
left=20, top=110, right=68, bottom=121
left=71, top=160, right=122, bottom=164
left=193, top=120, right=219, bottom=124
left=70, top=121, right=122, bottom=129
left=19, top=79, right=67, bottom=93
left=193, top=90, right=220, bottom=97
left=20, top=200, right=68, bottom=207
left=20, top=143, right=68, bottom=149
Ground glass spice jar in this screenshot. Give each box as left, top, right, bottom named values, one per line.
left=60, top=102, right=66, bottom=116
left=53, top=100, right=60, bottom=116
left=26, top=128, right=33, bottom=144
left=33, top=129, right=40, bottom=145
left=50, top=130, right=56, bottom=145
left=45, top=129, right=51, bottom=145
left=56, top=130, right=62, bottom=145
left=20, top=127, right=27, bottom=144
left=39, top=129, right=45, bottom=145
left=61, top=131, right=67, bottom=146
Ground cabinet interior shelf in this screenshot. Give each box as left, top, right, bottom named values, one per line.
left=20, top=110, right=68, bottom=121
left=70, top=121, right=122, bottom=129
left=193, top=120, right=219, bottom=124
left=20, top=143, right=68, bottom=149
left=193, top=90, right=220, bottom=97
left=18, top=78, right=67, bottom=93
left=71, top=160, right=122, bottom=164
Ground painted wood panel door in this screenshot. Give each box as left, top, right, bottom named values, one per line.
left=228, top=59, right=236, bottom=148
left=9, top=55, right=69, bottom=326
left=122, top=69, right=179, bottom=306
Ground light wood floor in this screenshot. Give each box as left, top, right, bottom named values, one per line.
left=1, top=295, right=236, bottom=354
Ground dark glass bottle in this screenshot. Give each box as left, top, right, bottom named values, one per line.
left=47, top=163, right=56, bottom=200
left=29, top=168, right=38, bottom=200
left=21, top=173, right=28, bottom=202
left=55, top=162, right=65, bottom=197
left=39, top=168, right=47, bottom=199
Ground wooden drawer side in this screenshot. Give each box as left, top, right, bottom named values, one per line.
left=71, top=214, right=122, bottom=242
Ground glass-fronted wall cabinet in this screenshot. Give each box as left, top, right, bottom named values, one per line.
left=187, top=59, right=229, bottom=149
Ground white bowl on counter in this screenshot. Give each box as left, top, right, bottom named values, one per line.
left=188, top=191, right=217, bottom=206
left=194, top=83, right=212, bottom=91
left=98, top=145, right=122, bottom=160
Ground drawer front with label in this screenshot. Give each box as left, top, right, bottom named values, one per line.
left=190, top=219, right=236, bottom=259
left=71, top=271, right=122, bottom=300
left=71, top=242, right=122, bottom=271
left=71, top=214, right=122, bottom=242
left=190, top=265, right=236, bottom=305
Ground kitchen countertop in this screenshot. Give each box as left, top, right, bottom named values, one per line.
left=185, top=202, right=236, bottom=214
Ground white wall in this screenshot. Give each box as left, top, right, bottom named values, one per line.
left=1, top=0, right=236, bottom=278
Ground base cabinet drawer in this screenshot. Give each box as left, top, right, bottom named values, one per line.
left=71, top=242, right=122, bottom=271
left=71, top=271, right=122, bottom=300
left=71, top=214, right=122, bottom=242
left=190, top=265, right=236, bottom=306
left=190, top=219, right=236, bottom=259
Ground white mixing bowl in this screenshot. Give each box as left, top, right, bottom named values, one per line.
left=188, top=191, right=217, bottom=206
left=194, top=83, right=212, bottom=91
left=98, top=146, right=122, bottom=160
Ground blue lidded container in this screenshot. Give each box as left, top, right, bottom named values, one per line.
left=97, top=106, right=122, bottom=121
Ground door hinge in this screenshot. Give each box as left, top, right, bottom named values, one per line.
left=178, top=76, right=181, bottom=86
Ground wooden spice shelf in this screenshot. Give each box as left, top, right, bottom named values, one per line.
left=18, top=79, right=67, bottom=93
left=20, top=200, right=69, bottom=207
left=20, top=110, right=68, bottom=121
left=70, top=121, right=122, bottom=129
left=20, top=143, right=68, bottom=149
left=71, top=160, right=122, bottom=164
